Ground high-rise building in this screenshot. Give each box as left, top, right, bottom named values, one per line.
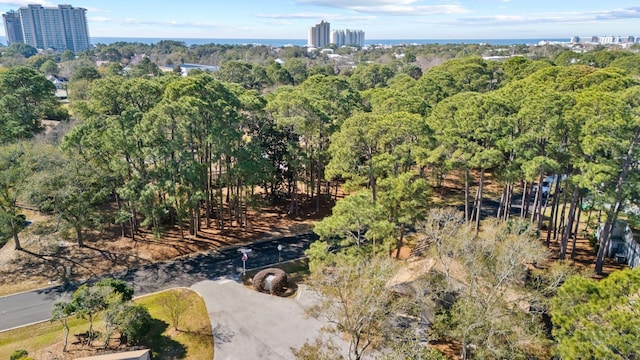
left=2, top=4, right=90, bottom=52
left=330, top=30, right=344, bottom=47
left=308, top=21, right=330, bottom=47
left=3, top=10, right=23, bottom=45
left=57, top=5, right=90, bottom=52
left=331, top=29, right=365, bottom=47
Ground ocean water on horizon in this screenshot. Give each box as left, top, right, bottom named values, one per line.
left=0, top=35, right=569, bottom=48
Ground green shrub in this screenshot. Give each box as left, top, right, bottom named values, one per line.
left=95, top=278, right=134, bottom=301
left=10, top=349, right=28, bottom=360
left=29, top=221, right=57, bottom=235
left=106, top=303, right=152, bottom=345
left=57, top=226, right=74, bottom=241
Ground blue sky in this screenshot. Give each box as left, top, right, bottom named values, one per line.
left=1, top=0, right=639, bottom=40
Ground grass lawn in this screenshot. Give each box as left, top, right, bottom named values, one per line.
left=0, top=316, right=89, bottom=358
left=0, top=288, right=213, bottom=360
left=137, top=288, right=213, bottom=359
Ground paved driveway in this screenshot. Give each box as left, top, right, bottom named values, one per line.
left=191, top=278, right=345, bottom=360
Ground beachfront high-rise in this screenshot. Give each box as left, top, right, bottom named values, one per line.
left=308, top=20, right=330, bottom=47
left=2, top=10, right=23, bottom=46
left=2, top=4, right=90, bottom=52
left=330, top=29, right=365, bottom=47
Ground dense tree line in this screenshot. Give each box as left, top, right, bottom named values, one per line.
left=315, top=57, right=640, bottom=275
left=304, top=55, right=639, bottom=357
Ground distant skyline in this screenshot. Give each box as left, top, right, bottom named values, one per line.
left=0, top=0, right=638, bottom=40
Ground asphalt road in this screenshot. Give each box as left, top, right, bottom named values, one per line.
left=0, top=233, right=318, bottom=332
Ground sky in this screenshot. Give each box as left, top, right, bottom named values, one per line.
left=0, top=0, right=639, bottom=40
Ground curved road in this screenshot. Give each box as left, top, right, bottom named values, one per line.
left=0, top=233, right=318, bottom=332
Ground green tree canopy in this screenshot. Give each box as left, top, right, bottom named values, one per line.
left=4, top=42, right=37, bottom=58
left=40, top=59, right=59, bottom=76
left=0, top=66, right=62, bottom=143
left=71, top=66, right=101, bottom=82
left=608, top=53, right=640, bottom=76
left=60, top=49, right=76, bottom=62
left=314, top=190, right=393, bottom=250
left=348, top=63, right=395, bottom=91
left=551, top=268, right=640, bottom=360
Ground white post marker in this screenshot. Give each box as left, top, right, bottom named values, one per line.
left=242, top=252, right=248, bottom=275
left=277, top=244, right=283, bottom=263
left=238, top=248, right=252, bottom=276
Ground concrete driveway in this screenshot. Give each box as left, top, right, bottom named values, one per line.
left=191, top=278, right=344, bottom=360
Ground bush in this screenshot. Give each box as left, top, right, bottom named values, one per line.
left=106, top=303, right=152, bottom=345
left=253, top=268, right=288, bottom=296
left=58, top=226, right=75, bottom=241
left=28, top=220, right=57, bottom=235
left=95, top=278, right=134, bottom=301
left=10, top=349, right=29, bottom=360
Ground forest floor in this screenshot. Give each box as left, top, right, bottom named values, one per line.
left=545, top=230, right=627, bottom=277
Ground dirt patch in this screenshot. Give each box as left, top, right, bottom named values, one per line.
left=543, top=230, right=627, bottom=278
left=431, top=169, right=503, bottom=206
left=31, top=341, right=147, bottom=360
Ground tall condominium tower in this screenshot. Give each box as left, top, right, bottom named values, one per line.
left=308, top=21, right=330, bottom=47
left=4, top=4, right=90, bottom=51
left=2, top=10, right=23, bottom=45
left=330, top=29, right=365, bottom=47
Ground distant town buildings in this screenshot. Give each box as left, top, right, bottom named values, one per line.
left=570, top=35, right=639, bottom=46
left=330, top=29, right=365, bottom=47
left=308, top=20, right=330, bottom=48
left=158, top=63, right=220, bottom=77
left=2, top=4, right=90, bottom=52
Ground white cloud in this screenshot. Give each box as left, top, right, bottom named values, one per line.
left=257, top=12, right=376, bottom=21
left=293, top=0, right=470, bottom=16
left=120, top=18, right=223, bottom=29
left=454, top=7, right=640, bottom=26
left=349, top=4, right=470, bottom=16
left=257, top=12, right=335, bottom=19
left=593, top=6, right=640, bottom=20
left=265, top=20, right=293, bottom=26
left=297, top=0, right=416, bottom=6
